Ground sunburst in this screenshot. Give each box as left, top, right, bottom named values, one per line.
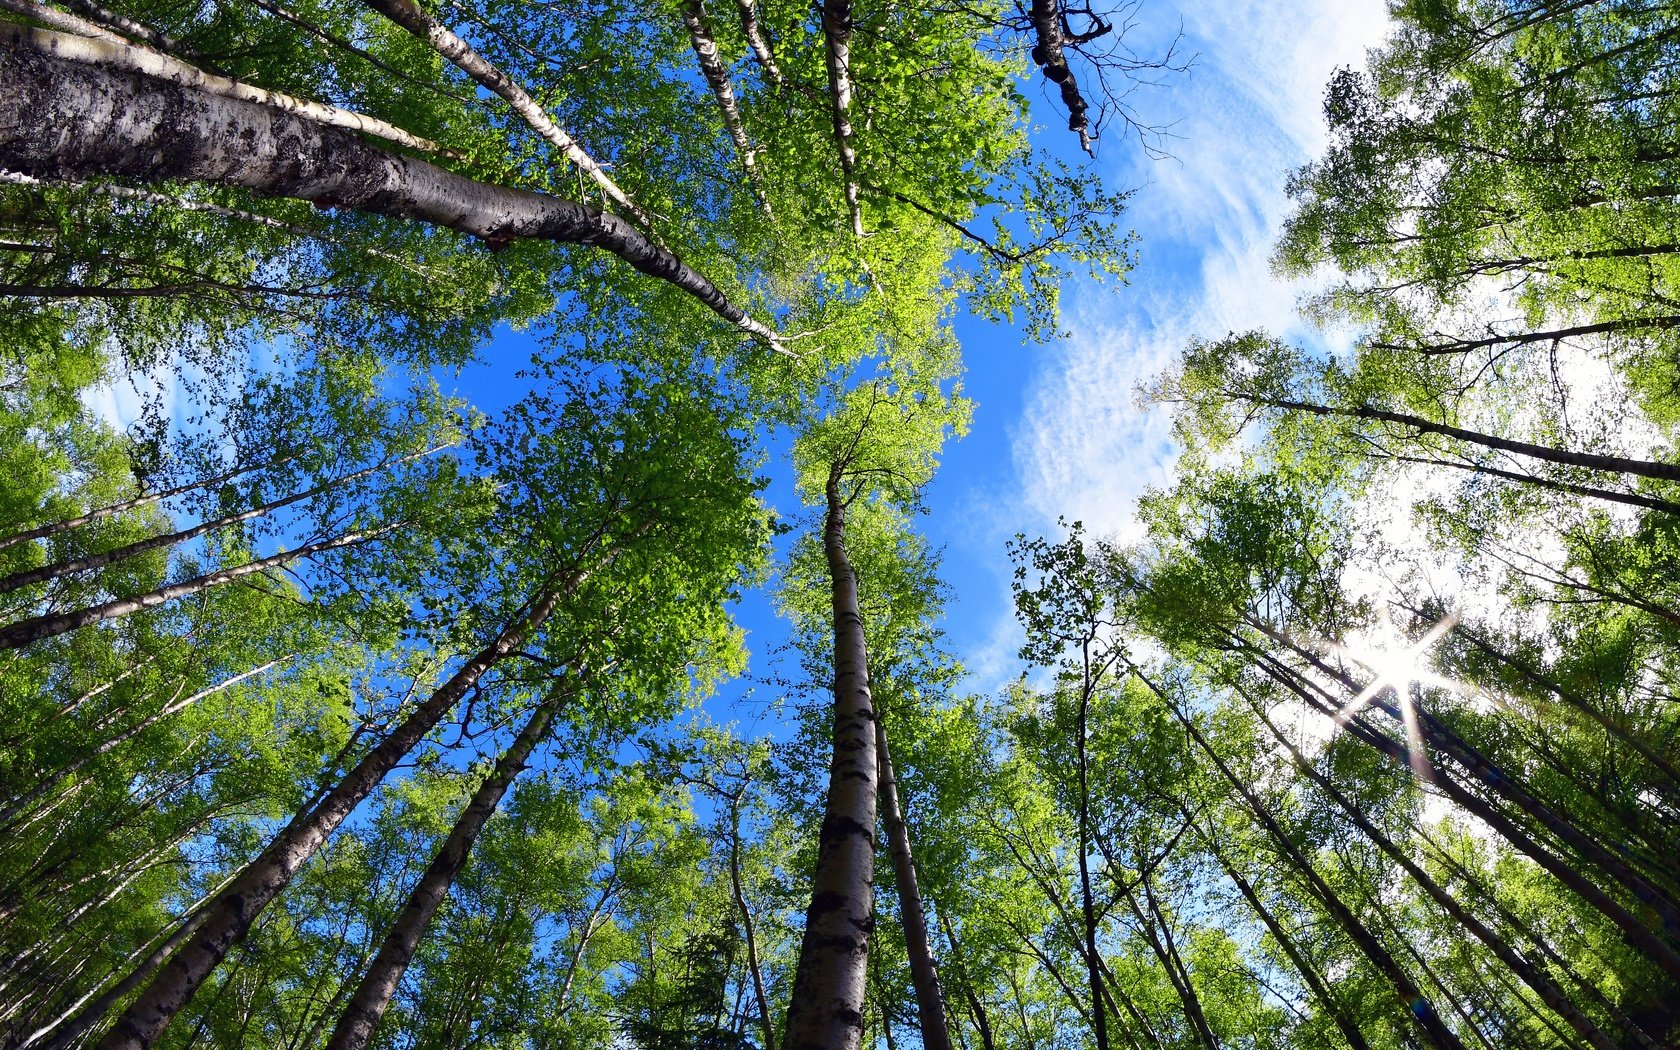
left=1330, top=610, right=1461, bottom=783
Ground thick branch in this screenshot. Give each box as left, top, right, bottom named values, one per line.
left=1028, top=0, right=1093, bottom=154
left=680, top=0, right=772, bottom=218
left=0, top=27, right=783, bottom=347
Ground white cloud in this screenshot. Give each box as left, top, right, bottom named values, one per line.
left=1011, top=0, right=1392, bottom=541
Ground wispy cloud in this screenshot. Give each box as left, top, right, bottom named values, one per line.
left=1012, top=0, right=1391, bottom=540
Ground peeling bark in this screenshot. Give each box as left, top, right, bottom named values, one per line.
left=680, top=0, right=772, bottom=218
left=323, top=685, right=569, bottom=1050
left=875, top=722, right=953, bottom=1050
left=0, top=13, right=451, bottom=156
left=818, top=0, right=863, bottom=237
left=0, top=27, right=784, bottom=348
left=356, top=0, right=653, bottom=230
left=784, top=477, right=877, bottom=1050
left=1027, top=0, right=1093, bottom=154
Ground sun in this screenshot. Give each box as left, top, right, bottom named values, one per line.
left=1331, top=610, right=1460, bottom=782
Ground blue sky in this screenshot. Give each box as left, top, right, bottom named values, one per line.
left=82, top=0, right=1394, bottom=734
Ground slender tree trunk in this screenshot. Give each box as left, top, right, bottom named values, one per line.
left=0, top=446, right=443, bottom=595
left=784, top=478, right=878, bottom=1050
left=935, top=912, right=996, bottom=1050
left=1372, top=315, right=1680, bottom=356
left=0, top=525, right=388, bottom=651
left=818, top=0, right=863, bottom=237
left=0, top=26, right=781, bottom=347
left=1252, top=394, right=1680, bottom=482
left=1027, top=0, right=1094, bottom=153
left=1246, top=695, right=1622, bottom=1050
left=1130, top=664, right=1472, bottom=1050
left=680, top=0, right=772, bottom=217
left=1198, top=823, right=1373, bottom=1050
left=726, top=805, right=776, bottom=1050
left=91, top=576, right=575, bottom=1050
left=1244, top=640, right=1680, bottom=984
left=0, top=452, right=287, bottom=555
left=875, top=721, right=953, bottom=1050
left=730, top=0, right=783, bottom=85
left=353, top=0, right=652, bottom=230
left=323, top=683, right=570, bottom=1050
left=1074, top=643, right=1111, bottom=1050
left=1368, top=447, right=1680, bottom=518
left=1133, top=878, right=1219, bottom=1050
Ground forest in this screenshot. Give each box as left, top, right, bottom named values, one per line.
left=0, top=0, right=1677, bottom=1048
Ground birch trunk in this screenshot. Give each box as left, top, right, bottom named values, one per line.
left=0, top=11, right=448, bottom=155
left=91, top=580, right=573, bottom=1050
left=818, top=0, right=863, bottom=237
left=783, top=478, right=877, bottom=1050
left=323, top=685, right=568, bottom=1050
left=355, top=0, right=652, bottom=229
left=0, top=526, right=387, bottom=651
left=680, top=0, right=772, bottom=217
left=730, top=0, right=783, bottom=86
left=874, top=721, right=953, bottom=1050
left=0, top=26, right=782, bottom=347
left=0, top=446, right=442, bottom=595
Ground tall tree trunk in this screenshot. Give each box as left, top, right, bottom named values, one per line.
left=353, top=0, right=653, bottom=230
left=0, top=445, right=443, bottom=595
left=680, top=0, right=773, bottom=217
left=0, top=26, right=782, bottom=347
left=323, top=682, right=571, bottom=1050
left=1245, top=694, right=1623, bottom=1050
left=1197, top=822, right=1373, bottom=1050
left=1243, top=641, right=1680, bottom=984
left=784, top=478, right=878, bottom=1050
left=875, top=721, right=953, bottom=1050
left=726, top=804, right=777, bottom=1050
left=1074, top=643, right=1111, bottom=1050
left=1251, top=394, right=1680, bottom=482
left=0, top=1, right=447, bottom=154
left=0, top=451, right=287, bottom=555
left=0, top=525, right=388, bottom=651
left=818, top=0, right=863, bottom=237
left=730, top=0, right=783, bottom=86
left=935, top=911, right=996, bottom=1050
left=1131, top=664, right=1472, bottom=1050
left=91, top=575, right=577, bottom=1050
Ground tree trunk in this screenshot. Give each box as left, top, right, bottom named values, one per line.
left=0, top=526, right=387, bottom=651
left=1027, top=0, right=1093, bottom=153
left=680, top=0, right=772, bottom=217
left=0, top=25, right=781, bottom=347
left=323, top=683, right=569, bottom=1050
left=0, top=451, right=286, bottom=555
left=875, top=721, right=953, bottom=1050
left=1198, top=823, right=1372, bottom=1050
left=1074, top=643, right=1111, bottom=1050
left=0, top=446, right=441, bottom=595
left=92, top=579, right=573, bottom=1050
left=730, top=0, right=783, bottom=86
left=726, top=805, right=776, bottom=1050
left=1255, top=394, right=1680, bottom=482
left=1246, top=695, right=1622, bottom=1050
left=353, top=0, right=652, bottom=230
left=0, top=2, right=448, bottom=155
left=818, top=0, right=863, bottom=237
left=783, top=478, right=878, bottom=1050
left=1132, top=665, right=1472, bottom=1050
left=935, top=911, right=996, bottom=1050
